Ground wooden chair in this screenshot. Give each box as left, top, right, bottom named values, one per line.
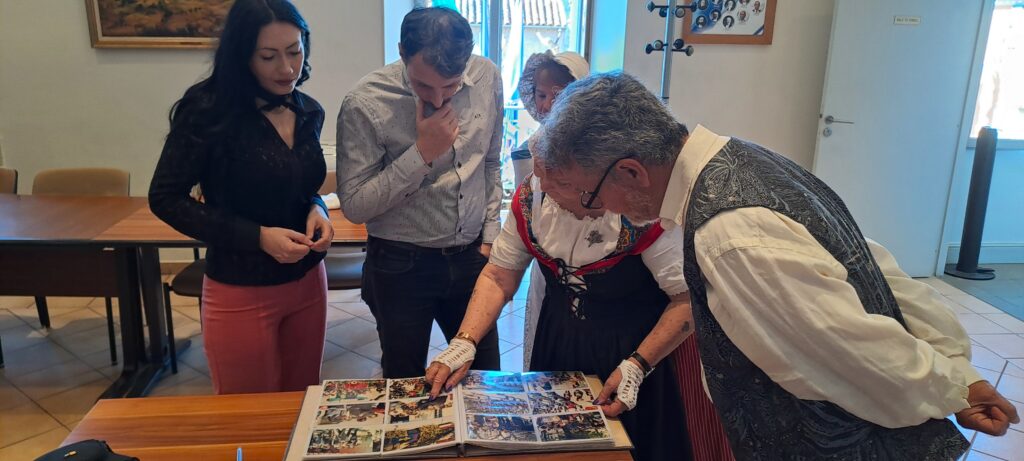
left=32, top=168, right=130, bottom=365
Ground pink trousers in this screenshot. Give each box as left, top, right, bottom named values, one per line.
left=201, top=263, right=327, bottom=394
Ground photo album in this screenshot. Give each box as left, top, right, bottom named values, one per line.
left=286, top=371, right=631, bottom=460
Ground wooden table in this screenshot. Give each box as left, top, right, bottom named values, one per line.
left=63, top=393, right=633, bottom=461
left=0, top=195, right=366, bottom=397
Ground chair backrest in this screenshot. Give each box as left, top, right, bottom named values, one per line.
left=32, top=168, right=130, bottom=196
left=318, top=170, right=337, bottom=195
left=0, top=167, right=16, bottom=194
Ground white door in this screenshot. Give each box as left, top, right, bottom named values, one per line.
left=813, top=0, right=987, bottom=276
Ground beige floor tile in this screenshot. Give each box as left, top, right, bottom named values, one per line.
left=959, top=314, right=1013, bottom=335
left=332, top=301, right=374, bottom=320
left=323, top=340, right=347, bottom=361
left=78, top=348, right=123, bottom=380
left=35, top=378, right=112, bottom=426
left=495, top=315, right=524, bottom=347
left=168, top=311, right=202, bottom=341
left=499, top=339, right=518, bottom=356
left=8, top=304, right=83, bottom=329
left=178, top=340, right=209, bottom=376
left=353, top=339, right=383, bottom=362
left=0, top=308, right=29, bottom=331
left=0, top=324, right=51, bottom=353
left=972, top=345, right=1010, bottom=374
left=171, top=303, right=202, bottom=323
left=1006, top=360, right=1024, bottom=379
left=977, top=367, right=1002, bottom=386
left=427, top=347, right=443, bottom=364
left=146, top=364, right=205, bottom=394
left=964, top=450, right=1006, bottom=460
left=984, top=314, right=1024, bottom=334
left=326, top=305, right=357, bottom=329
left=973, top=335, right=1024, bottom=359
left=0, top=426, right=70, bottom=461
left=0, top=401, right=62, bottom=448
left=49, top=325, right=121, bottom=359
left=971, top=428, right=1024, bottom=460
left=948, top=294, right=1004, bottom=315
left=6, top=359, right=106, bottom=401
left=0, top=340, right=79, bottom=378
left=922, top=278, right=965, bottom=295
left=995, top=373, right=1024, bottom=403
left=0, top=376, right=31, bottom=411
left=44, top=308, right=109, bottom=339
left=501, top=346, right=524, bottom=373
left=327, top=289, right=363, bottom=304
left=948, top=415, right=976, bottom=448
left=325, top=317, right=378, bottom=351
left=429, top=322, right=448, bottom=349
left=147, top=375, right=214, bottom=397
left=320, top=352, right=382, bottom=380
left=0, top=296, right=35, bottom=311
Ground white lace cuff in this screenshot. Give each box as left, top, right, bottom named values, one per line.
left=433, top=338, right=477, bottom=372
left=616, top=359, right=646, bottom=411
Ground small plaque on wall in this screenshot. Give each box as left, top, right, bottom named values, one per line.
left=682, top=0, right=777, bottom=45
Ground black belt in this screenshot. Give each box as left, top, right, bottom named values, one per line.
left=369, top=234, right=483, bottom=256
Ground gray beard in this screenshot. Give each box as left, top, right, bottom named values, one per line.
left=623, top=189, right=659, bottom=224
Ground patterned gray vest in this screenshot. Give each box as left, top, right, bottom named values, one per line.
left=681, top=139, right=970, bottom=460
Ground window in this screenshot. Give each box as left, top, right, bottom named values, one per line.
left=418, top=0, right=590, bottom=196
left=971, top=0, right=1024, bottom=141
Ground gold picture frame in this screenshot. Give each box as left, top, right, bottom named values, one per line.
left=85, top=0, right=233, bottom=49
left=682, top=0, right=776, bottom=45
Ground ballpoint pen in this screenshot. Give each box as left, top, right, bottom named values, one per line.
left=237, top=446, right=243, bottom=461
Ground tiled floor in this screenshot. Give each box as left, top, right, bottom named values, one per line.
left=943, top=264, right=1024, bottom=322
left=0, top=277, right=1022, bottom=459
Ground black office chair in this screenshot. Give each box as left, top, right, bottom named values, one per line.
left=162, top=248, right=204, bottom=374
left=0, top=167, right=14, bottom=368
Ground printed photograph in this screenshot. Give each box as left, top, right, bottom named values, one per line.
left=387, top=395, right=455, bottom=424
left=462, top=391, right=531, bottom=415
left=465, top=414, right=538, bottom=442
left=315, top=402, right=386, bottom=426
left=536, top=412, right=610, bottom=442
left=462, top=370, right=525, bottom=393
left=306, top=427, right=382, bottom=455
left=322, top=379, right=388, bottom=403
left=528, top=388, right=598, bottom=414
left=388, top=377, right=433, bottom=400
left=521, top=371, right=588, bottom=392
left=382, top=422, right=457, bottom=452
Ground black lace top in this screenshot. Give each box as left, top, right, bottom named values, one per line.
left=149, top=90, right=328, bottom=286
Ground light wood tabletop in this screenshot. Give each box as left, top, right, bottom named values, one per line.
left=63, top=393, right=633, bottom=461
left=0, top=195, right=147, bottom=243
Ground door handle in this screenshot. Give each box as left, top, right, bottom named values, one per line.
left=824, top=115, right=854, bottom=125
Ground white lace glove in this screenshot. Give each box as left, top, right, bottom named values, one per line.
left=433, top=338, right=477, bottom=372
left=616, top=359, right=646, bottom=410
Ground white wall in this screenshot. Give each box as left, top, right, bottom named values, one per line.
left=0, top=0, right=383, bottom=195
left=621, top=0, right=835, bottom=169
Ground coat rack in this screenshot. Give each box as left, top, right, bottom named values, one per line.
left=644, top=1, right=696, bottom=102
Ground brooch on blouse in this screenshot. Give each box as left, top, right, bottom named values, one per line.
left=585, top=230, right=604, bottom=247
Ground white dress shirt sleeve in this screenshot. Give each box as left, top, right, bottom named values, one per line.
left=640, top=225, right=688, bottom=296
left=335, top=93, right=430, bottom=224
left=866, top=238, right=984, bottom=387
left=694, top=207, right=971, bottom=429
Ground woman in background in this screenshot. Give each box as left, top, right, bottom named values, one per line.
left=149, top=0, right=332, bottom=394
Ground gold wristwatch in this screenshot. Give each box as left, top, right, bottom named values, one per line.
left=454, top=331, right=477, bottom=347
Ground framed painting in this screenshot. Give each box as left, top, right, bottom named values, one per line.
left=85, top=0, right=234, bottom=49
left=682, top=0, right=776, bottom=45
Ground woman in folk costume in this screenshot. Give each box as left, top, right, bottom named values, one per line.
left=517, top=50, right=735, bottom=460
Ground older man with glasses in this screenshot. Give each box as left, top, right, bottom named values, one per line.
left=420, top=131, right=723, bottom=460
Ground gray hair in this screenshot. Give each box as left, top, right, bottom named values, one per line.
left=533, top=72, right=689, bottom=172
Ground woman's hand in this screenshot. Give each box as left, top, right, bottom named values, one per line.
left=595, top=359, right=646, bottom=417
left=259, top=226, right=313, bottom=263
left=306, top=205, right=334, bottom=252
left=424, top=338, right=477, bottom=398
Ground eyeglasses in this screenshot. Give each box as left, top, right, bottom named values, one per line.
left=580, top=156, right=632, bottom=210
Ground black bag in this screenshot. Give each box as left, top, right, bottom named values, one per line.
left=34, top=439, right=138, bottom=461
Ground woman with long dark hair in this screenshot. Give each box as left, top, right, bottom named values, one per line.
left=149, top=0, right=332, bottom=394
